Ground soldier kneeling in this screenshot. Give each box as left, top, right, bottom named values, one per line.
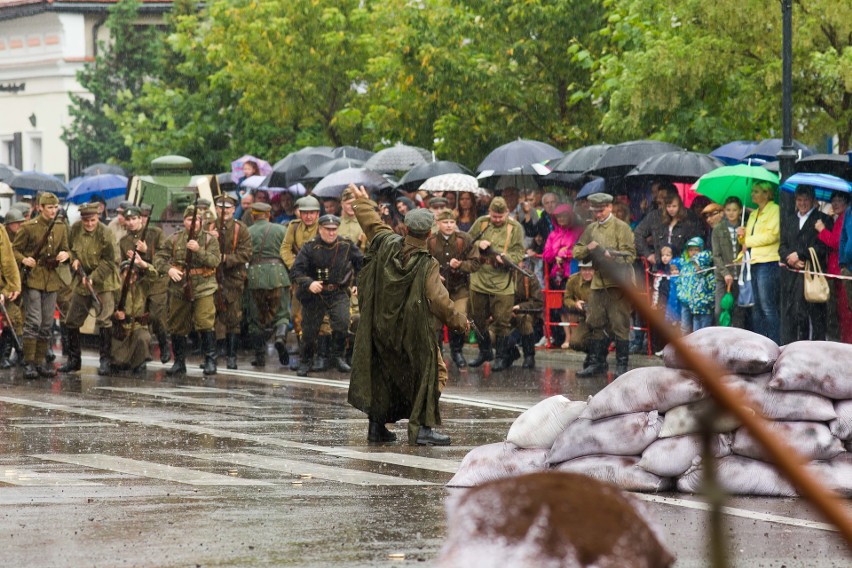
left=110, top=257, right=154, bottom=376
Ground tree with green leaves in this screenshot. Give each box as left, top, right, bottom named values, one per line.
left=62, top=0, right=164, bottom=169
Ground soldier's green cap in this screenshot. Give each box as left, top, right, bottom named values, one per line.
left=340, top=187, right=355, bottom=201
left=214, top=194, right=236, bottom=208
left=296, top=195, right=321, bottom=212
left=117, top=200, right=133, bottom=211
left=318, top=214, right=341, bottom=227
left=435, top=210, right=456, bottom=222
left=39, top=193, right=60, bottom=206
left=203, top=209, right=215, bottom=223
left=79, top=203, right=100, bottom=217
left=183, top=205, right=198, bottom=218
left=124, top=205, right=142, bottom=218
left=4, top=209, right=23, bottom=224
left=12, top=202, right=31, bottom=213
left=251, top=202, right=272, bottom=213
left=197, top=198, right=212, bottom=209
left=587, top=192, right=613, bottom=206
left=404, top=208, right=434, bottom=234
left=428, top=197, right=449, bottom=208
left=489, top=196, right=508, bottom=213
left=140, top=204, right=153, bottom=214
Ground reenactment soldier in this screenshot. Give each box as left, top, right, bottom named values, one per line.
left=562, top=259, right=595, bottom=359
left=59, top=202, right=121, bottom=375
left=0, top=208, right=24, bottom=369
left=572, top=192, right=636, bottom=377
left=467, top=196, right=525, bottom=372
left=13, top=192, right=70, bottom=379
left=246, top=202, right=291, bottom=367
left=280, top=195, right=320, bottom=340
left=426, top=209, right=480, bottom=370
left=0, top=210, right=22, bottom=369
left=153, top=205, right=221, bottom=376
left=110, top=257, right=155, bottom=376
left=290, top=214, right=363, bottom=377
left=120, top=205, right=171, bottom=363
left=348, top=184, right=468, bottom=446
left=209, top=195, right=252, bottom=369
left=338, top=187, right=366, bottom=251
left=106, top=200, right=131, bottom=259
left=507, top=257, right=543, bottom=370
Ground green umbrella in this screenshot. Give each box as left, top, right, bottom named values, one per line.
left=693, top=164, right=780, bottom=209
left=719, top=282, right=735, bottom=327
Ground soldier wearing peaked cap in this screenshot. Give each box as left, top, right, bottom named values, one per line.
left=281, top=195, right=321, bottom=344
left=13, top=192, right=70, bottom=379
left=426, top=208, right=480, bottom=371
left=107, top=200, right=132, bottom=254
left=245, top=201, right=291, bottom=368
left=572, top=190, right=636, bottom=378
left=153, top=204, right=221, bottom=376
left=58, top=202, right=121, bottom=376
left=290, top=209, right=363, bottom=377
left=466, top=196, right=525, bottom=372
left=119, top=203, right=171, bottom=364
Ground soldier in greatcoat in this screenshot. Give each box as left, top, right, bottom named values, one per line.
left=12, top=193, right=70, bottom=379
left=153, top=205, right=221, bottom=376
left=0, top=210, right=22, bottom=369
left=246, top=202, right=291, bottom=367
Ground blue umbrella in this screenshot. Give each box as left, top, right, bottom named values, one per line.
left=66, top=174, right=128, bottom=204
left=576, top=177, right=606, bottom=199
left=780, top=173, right=852, bottom=202
left=710, top=141, right=758, bottom=165
left=744, top=138, right=814, bottom=163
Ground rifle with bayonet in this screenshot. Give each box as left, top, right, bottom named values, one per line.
left=480, top=245, right=535, bottom=279
left=0, top=300, right=22, bottom=353
left=213, top=201, right=228, bottom=312
left=113, top=190, right=149, bottom=339
left=181, top=195, right=200, bottom=301
left=20, top=204, right=64, bottom=286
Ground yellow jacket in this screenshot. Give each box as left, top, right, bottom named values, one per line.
left=741, top=201, right=780, bottom=264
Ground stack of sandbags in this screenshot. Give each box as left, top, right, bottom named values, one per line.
left=448, top=329, right=852, bottom=498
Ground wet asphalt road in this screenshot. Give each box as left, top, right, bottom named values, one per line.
left=0, top=345, right=850, bottom=567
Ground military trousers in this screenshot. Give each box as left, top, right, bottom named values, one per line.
left=586, top=287, right=631, bottom=342
left=5, top=297, right=23, bottom=335
left=145, top=290, right=168, bottom=338
left=24, top=289, right=57, bottom=342
left=66, top=290, right=115, bottom=330
left=510, top=313, right=536, bottom=336
left=168, top=293, right=215, bottom=335
left=215, top=284, right=246, bottom=339
left=300, top=291, right=349, bottom=347
left=470, top=290, right=514, bottom=338
left=246, top=287, right=290, bottom=336
left=111, top=326, right=151, bottom=369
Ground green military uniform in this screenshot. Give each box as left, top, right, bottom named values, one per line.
left=153, top=206, right=221, bottom=376
left=562, top=272, right=593, bottom=351
left=509, top=267, right=543, bottom=369
left=426, top=216, right=481, bottom=369
left=246, top=203, right=291, bottom=367
left=110, top=263, right=156, bottom=373
left=119, top=213, right=170, bottom=363
left=0, top=222, right=22, bottom=368
left=467, top=198, right=525, bottom=371
left=349, top=198, right=466, bottom=446
left=281, top=211, right=319, bottom=336
left=572, top=193, right=636, bottom=377
left=12, top=193, right=70, bottom=378
left=59, top=206, right=121, bottom=375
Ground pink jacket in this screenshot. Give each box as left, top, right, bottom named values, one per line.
left=543, top=223, right=584, bottom=281
left=817, top=210, right=844, bottom=275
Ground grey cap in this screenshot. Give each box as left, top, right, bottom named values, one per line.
left=117, top=200, right=133, bottom=211
left=296, top=195, right=321, bottom=212
left=404, top=208, right=434, bottom=233
left=11, top=202, right=31, bottom=213
left=251, top=202, right=272, bottom=213
left=318, top=214, right=341, bottom=227
left=197, top=198, right=212, bottom=209
left=587, top=193, right=614, bottom=206
left=4, top=209, right=23, bottom=224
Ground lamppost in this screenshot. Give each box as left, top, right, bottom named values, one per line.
left=777, top=0, right=796, bottom=183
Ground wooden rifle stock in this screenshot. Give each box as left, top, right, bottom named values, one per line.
left=182, top=195, right=200, bottom=301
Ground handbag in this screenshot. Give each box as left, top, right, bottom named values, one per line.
left=804, top=247, right=830, bottom=303
left=737, top=250, right=754, bottom=308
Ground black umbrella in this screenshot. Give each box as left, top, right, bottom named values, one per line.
left=625, top=151, right=724, bottom=183
left=396, top=160, right=473, bottom=192
left=269, top=146, right=336, bottom=187
left=8, top=172, right=68, bottom=197
left=311, top=168, right=392, bottom=199
left=795, top=154, right=852, bottom=181
left=476, top=139, right=563, bottom=175
left=540, top=170, right=588, bottom=188
left=332, top=146, right=375, bottom=161
left=82, top=163, right=126, bottom=176
left=548, top=144, right=613, bottom=173
left=587, top=140, right=684, bottom=178
left=0, top=164, right=20, bottom=183
left=302, top=157, right=365, bottom=184
left=744, top=138, right=814, bottom=163
left=364, top=143, right=432, bottom=174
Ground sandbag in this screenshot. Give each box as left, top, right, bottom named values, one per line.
left=659, top=399, right=749, bottom=438
left=809, top=454, right=852, bottom=498
left=731, top=421, right=844, bottom=462
left=547, top=411, right=661, bottom=465
left=677, top=456, right=797, bottom=497
left=506, top=395, right=587, bottom=449
left=829, top=400, right=852, bottom=440
left=769, top=341, right=852, bottom=399
left=554, top=455, right=674, bottom=493
left=437, top=472, right=675, bottom=568
left=638, top=434, right=732, bottom=478
left=662, top=326, right=779, bottom=374
left=579, top=367, right=704, bottom=421
left=724, top=374, right=837, bottom=422
left=447, top=442, right=547, bottom=487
